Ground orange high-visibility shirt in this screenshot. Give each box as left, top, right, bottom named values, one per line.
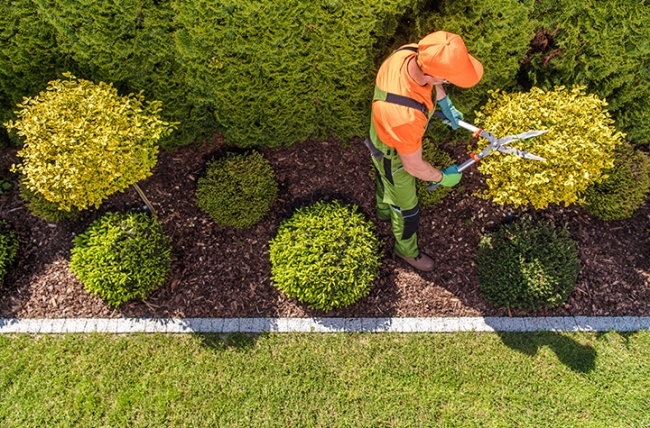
left=372, top=44, right=434, bottom=155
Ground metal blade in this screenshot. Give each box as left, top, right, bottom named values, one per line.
left=497, top=145, right=546, bottom=161
left=498, top=130, right=548, bottom=146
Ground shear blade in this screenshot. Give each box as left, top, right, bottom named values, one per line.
left=498, top=130, right=548, bottom=145
left=497, top=145, right=546, bottom=161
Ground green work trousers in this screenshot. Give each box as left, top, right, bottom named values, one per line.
left=369, top=118, right=421, bottom=258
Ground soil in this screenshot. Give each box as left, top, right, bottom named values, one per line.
left=1, top=135, right=650, bottom=319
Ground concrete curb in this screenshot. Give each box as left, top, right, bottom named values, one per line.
left=1, top=316, right=649, bottom=334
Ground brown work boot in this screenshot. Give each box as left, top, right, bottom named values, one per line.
left=395, top=251, right=435, bottom=272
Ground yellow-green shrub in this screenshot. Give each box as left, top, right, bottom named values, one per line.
left=5, top=73, right=175, bottom=212
left=473, top=86, right=623, bottom=209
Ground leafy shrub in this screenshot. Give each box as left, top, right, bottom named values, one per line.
left=0, top=221, right=19, bottom=284
left=413, top=0, right=536, bottom=137
left=69, top=212, right=172, bottom=307
left=477, top=218, right=580, bottom=311
left=196, top=151, right=278, bottom=228
left=580, top=142, right=650, bottom=220
left=6, top=73, right=175, bottom=212
left=19, top=182, right=80, bottom=223
left=474, top=86, right=623, bottom=209
left=526, top=0, right=650, bottom=144
left=417, top=138, right=454, bottom=208
left=269, top=200, right=381, bottom=312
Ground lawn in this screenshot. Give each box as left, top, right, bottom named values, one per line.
left=1, top=331, right=649, bottom=427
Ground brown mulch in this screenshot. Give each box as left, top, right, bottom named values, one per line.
left=1, top=135, right=650, bottom=319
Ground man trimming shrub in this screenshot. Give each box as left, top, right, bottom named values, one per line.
left=69, top=212, right=172, bottom=307
left=269, top=200, right=381, bottom=312
left=477, top=218, right=580, bottom=311
left=5, top=73, right=176, bottom=215
left=0, top=221, right=18, bottom=285
left=474, top=86, right=623, bottom=209
left=195, top=151, right=278, bottom=228
left=580, top=142, right=650, bottom=221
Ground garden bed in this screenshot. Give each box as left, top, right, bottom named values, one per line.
left=1, top=136, right=650, bottom=318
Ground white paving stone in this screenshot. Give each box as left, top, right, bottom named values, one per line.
left=1, top=317, right=650, bottom=333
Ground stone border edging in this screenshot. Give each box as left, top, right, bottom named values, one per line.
left=1, top=317, right=649, bottom=334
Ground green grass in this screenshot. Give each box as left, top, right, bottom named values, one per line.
left=1, top=332, right=649, bottom=427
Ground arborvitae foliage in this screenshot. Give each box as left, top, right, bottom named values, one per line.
left=269, top=200, right=381, bottom=312
left=173, top=0, right=414, bottom=148
left=0, top=221, right=19, bottom=285
left=474, top=86, right=623, bottom=209
left=33, top=0, right=216, bottom=150
left=417, top=138, right=454, bottom=208
left=580, top=142, right=650, bottom=221
left=195, top=151, right=278, bottom=228
left=69, top=212, right=172, bottom=307
left=19, top=183, right=81, bottom=223
left=477, top=218, right=580, bottom=311
left=0, top=0, right=79, bottom=147
left=6, top=74, right=175, bottom=212
left=526, top=0, right=650, bottom=144
left=412, top=0, right=536, bottom=137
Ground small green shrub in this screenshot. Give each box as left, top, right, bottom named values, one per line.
left=580, top=142, right=650, bottom=220
left=269, top=200, right=381, bottom=312
left=0, top=221, right=19, bottom=284
left=417, top=138, right=454, bottom=208
left=19, top=183, right=80, bottom=223
left=69, top=212, right=172, bottom=307
left=477, top=218, right=580, bottom=311
left=196, top=151, right=278, bottom=228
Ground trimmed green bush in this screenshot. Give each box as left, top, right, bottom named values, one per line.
left=526, top=0, right=650, bottom=144
left=416, top=138, right=454, bottom=208
left=580, top=142, right=650, bottom=221
left=477, top=218, right=580, bottom=311
left=69, top=212, right=172, bottom=307
left=196, top=151, right=278, bottom=228
left=19, top=183, right=81, bottom=223
left=0, top=221, right=19, bottom=284
left=269, top=200, right=381, bottom=312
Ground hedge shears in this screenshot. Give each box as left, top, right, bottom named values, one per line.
left=427, top=111, right=547, bottom=190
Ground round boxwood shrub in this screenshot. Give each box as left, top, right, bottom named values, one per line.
left=70, top=212, right=172, bottom=307
left=477, top=218, right=580, bottom=311
left=196, top=151, right=278, bottom=228
left=580, top=142, right=650, bottom=221
left=19, top=182, right=81, bottom=223
left=269, top=200, right=381, bottom=312
left=0, top=221, right=18, bottom=284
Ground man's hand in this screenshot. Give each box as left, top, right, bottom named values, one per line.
left=438, top=96, right=463, bottom=130
left=430, top=164, right=462, bottom=188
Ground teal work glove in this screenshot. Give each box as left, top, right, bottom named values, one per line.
left=437, top=96, right=463, bottom=130
left=427, top=164, right=462, bottom=190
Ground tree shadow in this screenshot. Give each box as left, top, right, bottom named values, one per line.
left=496, top=331, right=597, bottom=373
left=198, top=332, right=264, bottom=353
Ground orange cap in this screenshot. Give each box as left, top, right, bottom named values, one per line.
left=417, top=31, right=484, bottom=88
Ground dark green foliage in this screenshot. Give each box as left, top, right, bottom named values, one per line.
left=19, top=182, right=81, bottom=223
left=417, top=138, right=454, bottom=208
left=269, top=200, right=381, bottom=312
left=32, top=0, right=214, bottom=150
left=0, top=0, right=79, bottom=146
left=580, top=142, right=650, bottom=221
left=526, top=0, right=650, bottom=144
left=0, top=221, right=19, bottom=284
left=412, top=0, right=536, bottom=139
left=173, top=0, right=415, bottom=148
left=196, top=151, right=278, bottom=228
left=477, top=218, right=580, bottom=311
left=69, top=212, right=172, bottom=307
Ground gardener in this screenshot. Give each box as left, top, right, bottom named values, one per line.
left=365, top=31, right=483, bottom=271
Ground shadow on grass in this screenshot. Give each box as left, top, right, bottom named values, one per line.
left=497, top=331, right=597, bottom=373
left=198, top=332, right=265, bottom=353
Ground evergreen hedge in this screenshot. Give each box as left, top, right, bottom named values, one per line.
left=0, top=221, right=18, bottom=285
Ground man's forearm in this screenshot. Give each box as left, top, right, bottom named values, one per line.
left=403, top=160, right=443, bottom=182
